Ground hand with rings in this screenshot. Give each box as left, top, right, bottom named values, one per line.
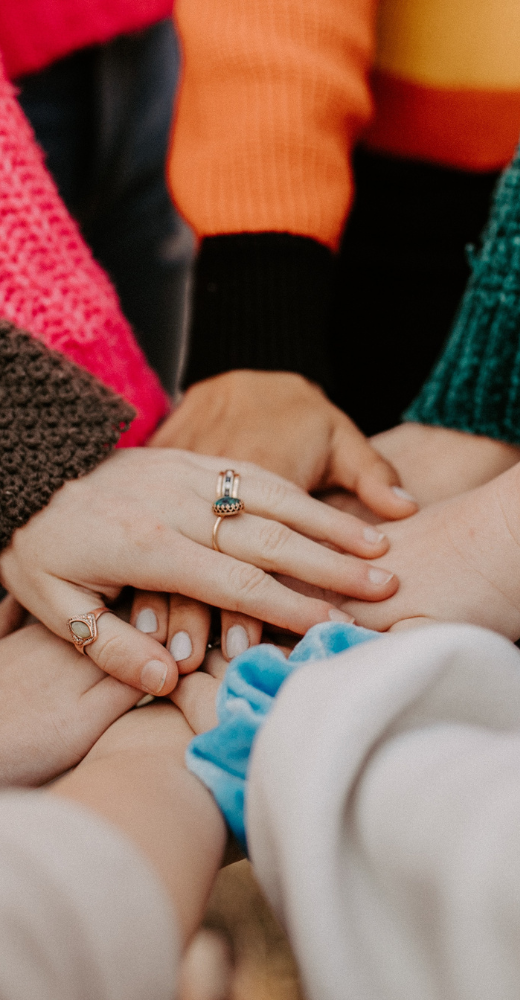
left=0, top=449, right=397, bottom=695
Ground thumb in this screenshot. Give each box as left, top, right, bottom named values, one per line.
left=330, top=417, right=418, bottom=521
left=48, top=579, right=179, bottom=695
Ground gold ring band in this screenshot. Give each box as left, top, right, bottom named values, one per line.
left=212, top=469, right=244, bottom=553
left=67, top=607, right=111, bottom=654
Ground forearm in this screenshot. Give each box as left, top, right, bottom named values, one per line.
left=50, top=704, right=226, bottom=944
left=171, top=0, right=375, bottom=388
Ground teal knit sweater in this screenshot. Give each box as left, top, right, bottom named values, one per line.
left=405, top=143, right=520, bottom=443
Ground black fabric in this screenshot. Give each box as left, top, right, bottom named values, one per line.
left=184, top=150, right=499, bottom=435
left=328, top=149, right=500, bottom=434
left=183, top=233, right=334, bottom=392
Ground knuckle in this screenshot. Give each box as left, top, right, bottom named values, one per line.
left=92, top=630, right=126, bottom=674
left=257, top=479, right=291, bottom=510
left=228, top=561, right=267, bottom=601
left=257, top=520, right=292, bottom=562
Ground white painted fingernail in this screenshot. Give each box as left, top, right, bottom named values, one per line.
left=136, top=693, right=155, bottom=707
left=135, top=608, right=158, bottom=633
left=328, top=608, right=355, bottom=623
left=170, top=630, right=193, bottom=662
left=368, top=567, right=394, bottom=586
left=226, top=625, right=249, bottom=659
left=140, top=659, right=167, bottom=695
left=363, top=526, right=386, bottom=544
left=392, top=486, right=417, bottom=504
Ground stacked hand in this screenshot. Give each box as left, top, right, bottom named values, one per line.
left=0, top=448, right=399, bottom=694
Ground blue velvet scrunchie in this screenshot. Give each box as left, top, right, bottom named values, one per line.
left=186, top=621, right=379, bottom=850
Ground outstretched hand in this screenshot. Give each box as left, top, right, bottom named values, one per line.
left=153, top=371, right=418, bottom=520
left=341, top=464, right=520, bottom=640
left=1, top=448, right=398, bottom=694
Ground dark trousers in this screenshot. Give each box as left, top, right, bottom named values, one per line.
left=17, top=20, right=193, bottom=393
left=328, top=149, right=499, bottom=435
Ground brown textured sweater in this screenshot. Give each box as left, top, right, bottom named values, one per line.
left=0, top=321, right=135, bottom=552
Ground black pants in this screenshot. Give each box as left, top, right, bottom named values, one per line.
left=327, top=149, right=499, bottom=435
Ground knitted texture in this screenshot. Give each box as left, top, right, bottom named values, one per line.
left=405, top=145, right=520, bottom=443
left=0, top=59, right=168, bottom=447
left=0, top=321, right=135, bottom=551
left=184, top=233, right=334, bottom=391
left=0, top=0, right=173, bottom=79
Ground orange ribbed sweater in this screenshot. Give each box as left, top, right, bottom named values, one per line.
left=170, top=0, right=520, bottom=251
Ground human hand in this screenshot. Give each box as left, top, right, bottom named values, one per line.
left=341, top=462, right=520, bottom=640
left=152, top=372, right=418, bottom=519
left=0, top=449, right=397, bottom=693
left=0, top=622, right=140, bottom=786
left=318, top=422, right=520, bottom=525
left=371, top=423, right=520, bottom=507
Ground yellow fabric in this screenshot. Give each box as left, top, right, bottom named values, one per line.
left=375, top=0, right=520, bottom=89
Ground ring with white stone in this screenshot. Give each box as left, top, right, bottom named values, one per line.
left=212, top=470, right=244, bottom=552
left=67, top=607, right=111, bottom=654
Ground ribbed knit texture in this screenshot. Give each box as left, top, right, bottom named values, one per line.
left=0, top=0, right=172, bottom=79
left=184, top=233, right=334, bottom=390
left=405, top=145, right=520, bottom=443
left=0, top=59, right=168, bottom=446
left=0, top=321, right=135, bottom=551
left=171, top=0, right=374, bottom=252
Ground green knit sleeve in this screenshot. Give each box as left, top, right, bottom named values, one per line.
left=404, top=142, right=520, bottom=443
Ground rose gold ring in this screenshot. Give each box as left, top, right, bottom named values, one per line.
left=212, top=470, right=244, bottom=553
left=67, top=607, right=111, bottom=654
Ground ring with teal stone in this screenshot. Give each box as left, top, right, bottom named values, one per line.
left=212, top=496, right=244, bottom=516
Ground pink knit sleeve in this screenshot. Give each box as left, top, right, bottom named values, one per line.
left=0, top=57, right=169, bottom=447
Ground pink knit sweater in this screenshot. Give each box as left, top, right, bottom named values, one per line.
left=0, top=0, right=173, bottom=80
left=0, top=60, right=169, bottom=446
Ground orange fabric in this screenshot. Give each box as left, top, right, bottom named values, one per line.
left=363, top=71, right=520, bottom=172
left=169, top=0, right=520, bottom=252
left=170, top=0, right=376, bottom=251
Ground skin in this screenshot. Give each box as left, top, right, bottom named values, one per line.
left=0, top=619, right=141, bottom=786
left=1, top=447, right=401, bottom=694
left=342, top=461, right=520, bottom=640
left=137, top=372, right=420, bottom=665
left=51, top=701, right=226, bottom=946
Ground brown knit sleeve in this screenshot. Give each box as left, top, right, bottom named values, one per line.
left=0, top=320, right=136, bottom=550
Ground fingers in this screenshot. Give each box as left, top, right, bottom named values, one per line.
left=213, top=512, right=398, bottom=601
left=171, top=671, right=219, bottom=734
left=167, top=595, right=212, bottom=674
left=220, top=611, right=262, bottom=661
left=330, top=415, right=418, bottom=521
left=131, top=591, right=169, bottom=643
left=178, top=929, right=233, bottom=1000
left=47, top=578, right=179, bottom=695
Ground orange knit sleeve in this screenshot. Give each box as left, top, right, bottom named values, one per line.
left=169, top=0, right=376, bottom=251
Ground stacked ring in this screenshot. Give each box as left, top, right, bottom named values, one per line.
left=212, top=469, right=245, bottom=552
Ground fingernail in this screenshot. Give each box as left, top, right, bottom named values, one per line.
left=135, top=608, right=158, bottom=633
left=140, top=659, right=167, bottom=695
left=136, top=693, right=155, bottom=707
left=363, top=526, right=386, bottom=544
left=170, top=630, right=193, bottom=662
left=368, top=567, right=394, bottom=586
left=226, top=625, right=249, bottom=659
left=328, top=608, right=355, bottom=623
left=392, top=486, right=417, bottom=504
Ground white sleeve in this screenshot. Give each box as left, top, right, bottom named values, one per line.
left=0, top=791, right=179, bottom=1000
left=247, top=623, right=520, bottom=1000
